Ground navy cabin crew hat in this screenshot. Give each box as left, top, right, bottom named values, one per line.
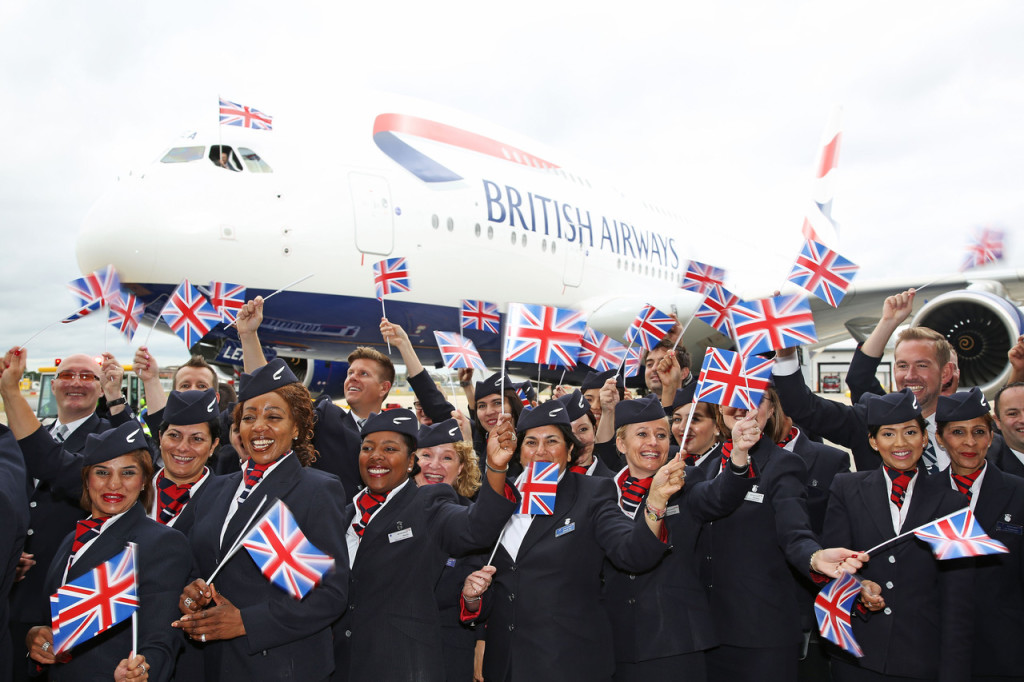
left=865, top=388, right=922, bottom=428
left=237, top=358, right=298, bottom=403
left=671, top=384, right=697, bottom=413
left=937, top=387, right=990, bottom=423
left=516, top=401, right=572, bottom=435
left=581, top=369, right=622, bottom=392
left=475, top=372, right=511, bottom=401
left=615, top=394, right=667, bottom=430
left=514, top=381, right=538, bottom=404
left=164, top=389, right=219, bottom=426
left=82, top=421, right=152, bottom=467
left=557, top=390, right=590, bottom=422
left=362, top=408, right=420, bottom=448
left=417, top=418, right=463, bottom=448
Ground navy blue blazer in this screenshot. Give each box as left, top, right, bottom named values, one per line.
left=337, top=481, right=516, bottom=682
left=476, top=472, right=671, bottom=682
left=845, top=346, right=887, bottom=405
left=695, top=438, right=821, bottom=649
left=789, top=430, right=851, bottom=537
left=42, top=503, right=190, bottom=682
left=603, top=462, right=754, bottom=663
left=0, top=426, right=29, bottom=678
left=988, top=434, right=1024, bottom=478
left=822, top=468, right=974, bottom=681
left=186, top=454, right=350, bottom=681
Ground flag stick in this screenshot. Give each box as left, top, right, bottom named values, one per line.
left=536, top=364, right=542, bottom=399
left=500, top=314, right=509, bottom=417
left=131, top=612, right=138, bottom=663
left=862, top=506, right=970, bottom=556
left=206, top=497, right=270, bottom=584
left=679, top=399, right=698, bottom=454
left=618, top=338, right=636, bottom=378
left=558, top=369, right=566, bottom=390
left=447, top=372, right=459, bottom=404
left=224, top=273, right=316, bottom=329
left=380, top=299, right=391, bottom=353
left=487, top=525, right=509, bottom=566
left=670, top=313, right=697, bottom=353
left=19, top=319, right=63, bottom=350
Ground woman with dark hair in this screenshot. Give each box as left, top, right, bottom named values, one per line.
left=559, top=389, right=613, bottom=477
left=670, top=384, right=722, bottom=464
left=173, top=359, right=349, bottom=682
left=823, top=389, right=974, bottom=681
left=25, top=421, right=190, bottom=682
left=468, top=371, right=525, bottom=473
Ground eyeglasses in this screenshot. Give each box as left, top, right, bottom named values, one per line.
left=55, top=371, right=100, bottom=382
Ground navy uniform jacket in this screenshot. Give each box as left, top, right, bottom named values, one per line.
left=988, top=435, right=1024, bottom=478
left=823, top=469, right=974, bottom=681
left=337, top=482, right=516, bottom=682
left=959, top=463, right=1024, bottom=677
left=695, top=438, right=821, bottom=648
left=42, top=503, right=190, bottom=682
left=845, top=346, right=887, bottom=405
left=476, top=473, right=671, bottom=682
left=187, top=455, right=349, bottom=681
left=789, top=430, right=851, bottom=536
left=604, top=463, right=753, bottom=663
left=0, top=426, right=29, bottom=678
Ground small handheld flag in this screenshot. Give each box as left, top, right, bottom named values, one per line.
left=519, top=460, right=559, bottom=515
left=787, top=239, right=860, bottom=308
left=219, top=97, right=273, bottom=130
left=960, top=227, right=1005, bottom=271
left=208, top=282, right=247, bottom=323
left=434, top=331, right=487, bottom=372
left=160, top=280, right=224, bottom=349
left=50, top=544, right=139, bottom=655
left=68, top=264, right=122, bottom=310
left=623, top=345, right=643, bottom=378
left=241, top=499, right=336, bottom=600
left=62, top=300, right=104, bottom=324
left=108, top=293, right=145, bottom=343
left=503, top=303, right=587, bottom=368
left=460, top=300, right=501, bottom=334
left=695, top=285, right=739, bottom=338
left=625, top=304, right=676, bottom=351
left=681, top=261, right=726, bottom=296
left=578, top=327, right=627, bottom=372
left=813, top=571, right=863, bottom=658
left=696, top=347, right=773, bottom=410
left=372, top=257, right=411, bottom=299
left=913, top=507, right=1009, bottom=560
left=728, top=294, right=818, bottom=356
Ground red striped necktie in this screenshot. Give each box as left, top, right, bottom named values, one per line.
left=618, top=473, right=652, bottom=515
left=569, top=462, right=590, bottom=475
left=777, top=426, right=799, bottom=448
left=951, top=468, right=983, bottom=500
left=71, top=517, right=109, bottom=555
left=885, top=466, right=917, bottom=509
left=352, top=491, right=387, bottom=537
left=238, top=460, right=271, bottom=503
left=156, top=471, right=200, bottom=524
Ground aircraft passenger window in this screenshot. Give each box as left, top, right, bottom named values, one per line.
left=446, top=217, right=454, bottom=232
left=209, top=145, right=242, bottom=171
left=475, top=223, right=481, bottom=237
left=487, top=225, right=494, bottom=240
left=542, top=239, right=547, bottom=252
left=551, top=241, right=556, bottom=254
left=522, top=234, right=528, bottom=247
left=432, top=214, right=440, bottom=229
left=511, top=232, right=517, bottom=245
left=160, top=146, right=205, bottom=163
left=237, top=148, right=273, bottom=173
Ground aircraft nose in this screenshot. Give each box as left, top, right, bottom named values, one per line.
left=77, top=178, right=160, bottom=278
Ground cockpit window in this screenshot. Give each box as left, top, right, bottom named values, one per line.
left=160, top=146, right=205, bottom=163
left=238, top=148, right=273, bottom=173
left=210, top=145, right=242, bottom=172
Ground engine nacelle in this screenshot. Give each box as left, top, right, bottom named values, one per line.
left=911, top=289, right=1024, bottom=394
left=284, top=358, right=348, bottom=400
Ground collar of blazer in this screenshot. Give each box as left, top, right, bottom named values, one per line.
left=973, top=462, right=1012, bottom=526
left=851, top=468, right=901, bottom=541
left=220, top=453, right=304, bottom=554
left=62, top=502, right=146, bottom=584
left=351, top=479, right=417, bottom=550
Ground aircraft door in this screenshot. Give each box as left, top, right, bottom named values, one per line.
left=349, top=172, right=394, bottom=255
left=562, top=241, right=586, bottom=288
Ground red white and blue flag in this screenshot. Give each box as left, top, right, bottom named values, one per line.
left=625, top=304, right=676, bottom=351
left=681, top=261, right=727, bottom=296
left=433, top=331, right=487, bottom=372
left=160, top=280, right=224, bottom=349
left=519, top=460, right=559, bottom=515
left=461, top=300, right=501, bottom=334
left=62, top=300, right=104, bottom=324
left=912, top=508, right=1009, bottom=560
left=68, top=264, right=122, bottom=310
left=514, top=385, right=531, bottom=407
left=50, top=543, right=139, bottom=655
left=728, top=294, right=818, bottom=357
left=578, top=327, right=627, bottom=372
left=960, top=227, right=1005, bottom=271
left=372, top=257, right=411, bottom=299
left=802, top=107, right=843, bottom=244
left=503, top=303, right=587, bottom=367
left=241, top=499, right=336, bottom=600
left=695, top=285, right=740, bottom=338
left=623, top=345, right=643, bottom=378
left=788, top=239, right=860, bottom=308
left=107, top=293, right=145, bottom=343
left=219, top=97, right=273, bottom=130
left=696, top=347, right=774, bottom=410
left=208, top=281, right=247, bottom=323
left=814, top=571, right=864, bottom=658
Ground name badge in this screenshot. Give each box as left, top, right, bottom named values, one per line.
left=445, top=557, right=457, bottom=567
left=666, top=504, right=680, bottom=517
left=744, top=491, right=765, bottom=504
left=555, top=523, right=575, bottom=537
left=997, top=521, right=1023, bottom=536
left=388, top=527, right=414, bottom=543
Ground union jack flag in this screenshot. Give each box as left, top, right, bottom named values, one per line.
left=372, top=257, right=411, bottom=299
left=519, top=460, right=559, bottom=515
left=208, top=281, right=247, bottom=323
left=107, top=293, right=145, bottom=342
left=68, top=264, right=121, bottom=310
left=578, top=327, right=626, bottom=372
left=696, top=347, right=774, bottom=410
left=160, top=280, right=223, bottom=349
left=681, top=261, right=727, bottom=296
left=623, top=345, right=643, bottom=378
left=460, top=300, right=501, bottom=334
left=433, top=331, right=487, bottom=372
left=912, top=507, right=1009, bottom=560
left=219, top=97, right=273, bottom=130
left=625, top=304, right=676, bottom=351
left=813, top=571, right=863, bottom=658
left=728, top=294, right=818, bottom=357
left=62, top=300, right=104, bottom=324
left=960, top=227, right=1005, bottom=271
left=788, top=239, right=860, bottom=308
left=50, top=543, right=139, bottom=655
left=503, top=303, right=587, bottom=367
left=695, top=285, right=740, bottom=338
left=241, top=499, right=336, bottom=600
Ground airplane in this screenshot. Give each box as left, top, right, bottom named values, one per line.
left=75, top=92, right=1024, bottom=398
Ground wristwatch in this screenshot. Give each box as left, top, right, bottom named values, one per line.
left=107, top=397, right=127, bottom=407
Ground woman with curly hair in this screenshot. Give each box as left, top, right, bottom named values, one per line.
left=173, top=358, right=350, bottom=682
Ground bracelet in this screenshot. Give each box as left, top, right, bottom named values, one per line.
left=460, top=381, right=472, bottom=387
left=809, top=549, right=824, bottom=573
left=485, top=462, right=509, bottom=474
left=645, top=502, right=666, bottom=521
left=463, top=594, right=481, bottom=603
left=107, top=397, right=127, bottom=407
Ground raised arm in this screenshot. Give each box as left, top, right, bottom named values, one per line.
left=0, top=347, right=42, bottom=439
left=235, top=297, right=267, bottom=373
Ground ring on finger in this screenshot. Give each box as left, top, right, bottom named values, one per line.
left=201, top=633, right=207, bottom=643
left=41, top=641, right=50, bottom=652
left=183, top=597, right=193, bottom=608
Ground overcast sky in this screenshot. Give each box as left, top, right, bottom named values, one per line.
left=2, top=0, right=1022, bottom=369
